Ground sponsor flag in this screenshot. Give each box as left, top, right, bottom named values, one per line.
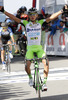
left=41, top=6, right=45, bottom=16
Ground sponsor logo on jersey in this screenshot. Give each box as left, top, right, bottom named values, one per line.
left=27, top=28, right=41, bottom=32
left=28, top=32, right=40, bottom=37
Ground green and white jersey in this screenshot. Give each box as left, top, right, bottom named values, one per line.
left=21, top=19, right=46, bottom=46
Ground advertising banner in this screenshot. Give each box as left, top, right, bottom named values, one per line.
left=44, top=30, right=68, bottom=56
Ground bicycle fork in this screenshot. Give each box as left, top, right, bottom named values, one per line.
left=33, top=61, right=43, bottom=99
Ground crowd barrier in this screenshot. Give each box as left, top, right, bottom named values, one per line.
left=44, top=30, right=68, bottom=56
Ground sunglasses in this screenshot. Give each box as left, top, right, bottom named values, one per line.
left=29, top=13, right=37, bottom=16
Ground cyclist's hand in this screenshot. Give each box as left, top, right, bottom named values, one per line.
left=0, top=6, right=4, bottom=13
left=63, top=4, right=68, bottom=13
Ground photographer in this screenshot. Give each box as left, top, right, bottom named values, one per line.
left=61, top=5, right=68, bottom=33
left=62, top=4, right=68, bottom=21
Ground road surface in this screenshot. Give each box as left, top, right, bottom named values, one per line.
left=0, top=55, right=68, bottom=100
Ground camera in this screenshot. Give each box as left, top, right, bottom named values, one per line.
left=63, top=5, right=68, bottom=17
left=63, top=12, right=68, bottom=17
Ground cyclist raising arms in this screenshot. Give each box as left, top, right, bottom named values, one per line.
left=0, top=5, right=66, bottom=90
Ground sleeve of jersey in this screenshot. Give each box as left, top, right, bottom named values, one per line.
left=38, top=19, right=46, bottom=26
left=20, top=20, right=28, bottom=27
left=8, top=27, right=13, bottom=32
left=10, top=32, right=13, bottom=37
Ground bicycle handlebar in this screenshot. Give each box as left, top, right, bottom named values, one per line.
left=0, top=44, right=15, bottom=47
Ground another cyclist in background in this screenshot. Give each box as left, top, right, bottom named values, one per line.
left=15, top=14, right=28, bottom=56
left=0, top=22, right=15, bottom=70
left=6, top=18, right=19, bottom=54
left=14, top=6, right=27, bottom=54
left=16, top=6, right=27, bottom=19
left=0, top=5, right=66, bottom=90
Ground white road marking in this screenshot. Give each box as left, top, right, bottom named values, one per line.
left=0, top=67, right=68, bottom=84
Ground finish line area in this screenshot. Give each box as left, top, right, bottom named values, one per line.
left=0, top=67, right=68, bottom=84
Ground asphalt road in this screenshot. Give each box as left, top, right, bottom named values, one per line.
left=0, top=55, right=68, bottom=100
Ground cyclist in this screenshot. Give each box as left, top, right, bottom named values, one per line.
left=0, top=5, right=66, bottom=90
left=5, top=18, right=20, bottom=54
left=15, top=13, right=28, bottom=40
left=14, top=6, right=27, bottom=54
left=0, top=22, right=15, bottom=70
left=15, top=14, right=28, bottom=55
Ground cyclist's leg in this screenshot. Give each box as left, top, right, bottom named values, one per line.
left=25, top=60, right=31, bottom=76
left=25, top=49, right=33, bottom=76
left=37, top=49, right=49, bottom=90
left=37, top=46, right=49, bottom=84
left=25, top=48, right=34, bottom=86
left=1, top=49, right=5, bottom=63
left=1, top=39, right=7, bottom=63
left=7, top=40, right=12, bottom=51
left=1, top=45, right=6, bottom=70
left=42, top=58, right=49, bottom=82
left=7, top=40, right=13, bottom=59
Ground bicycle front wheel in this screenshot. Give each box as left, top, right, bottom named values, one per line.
left=36, top=68, right=41, bottom=100
left=6, top=54, right=11, bottom=73
left=7, top=61, right=11, bottom=73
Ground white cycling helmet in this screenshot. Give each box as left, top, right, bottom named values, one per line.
left=28, top=7, right=38, bottom=15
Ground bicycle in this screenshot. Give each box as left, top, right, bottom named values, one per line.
left=2, top=44, right=14, bottom=73
left=25, top=53, right=47, bottom=100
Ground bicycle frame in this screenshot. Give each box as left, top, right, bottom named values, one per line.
left=33, top=57, right=43, bottom=100
left=5, top=44, right=11, bottom=73
left=2, top=43, right=14, bottom=72
left=25, top=54, right=47, bottom=100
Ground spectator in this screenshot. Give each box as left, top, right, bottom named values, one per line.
left=48, top=17, right=62, bottom=38
left=57, top=21, right=65, bottom=32
left=62, top=22, right=68, bottom=33
left=61, top=13, right=66, bottom=21
left=38, top=14, right=44, bottom=20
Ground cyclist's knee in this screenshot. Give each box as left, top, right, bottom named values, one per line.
left=46, top=58, right=49, bottom=66
left=25, top=60, right=31, bottom=68
left=1, top=50, right=4, bottom=54
left=42, top=58, right=49, bottom=66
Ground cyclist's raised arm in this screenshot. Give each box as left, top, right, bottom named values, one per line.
left=4, top=11, right=21, bottom=23
left=46, top=10, right=63, bottom=23
left=46, top=4, right=68, bottom=23
left=0, top=6, right=21, bottom=23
